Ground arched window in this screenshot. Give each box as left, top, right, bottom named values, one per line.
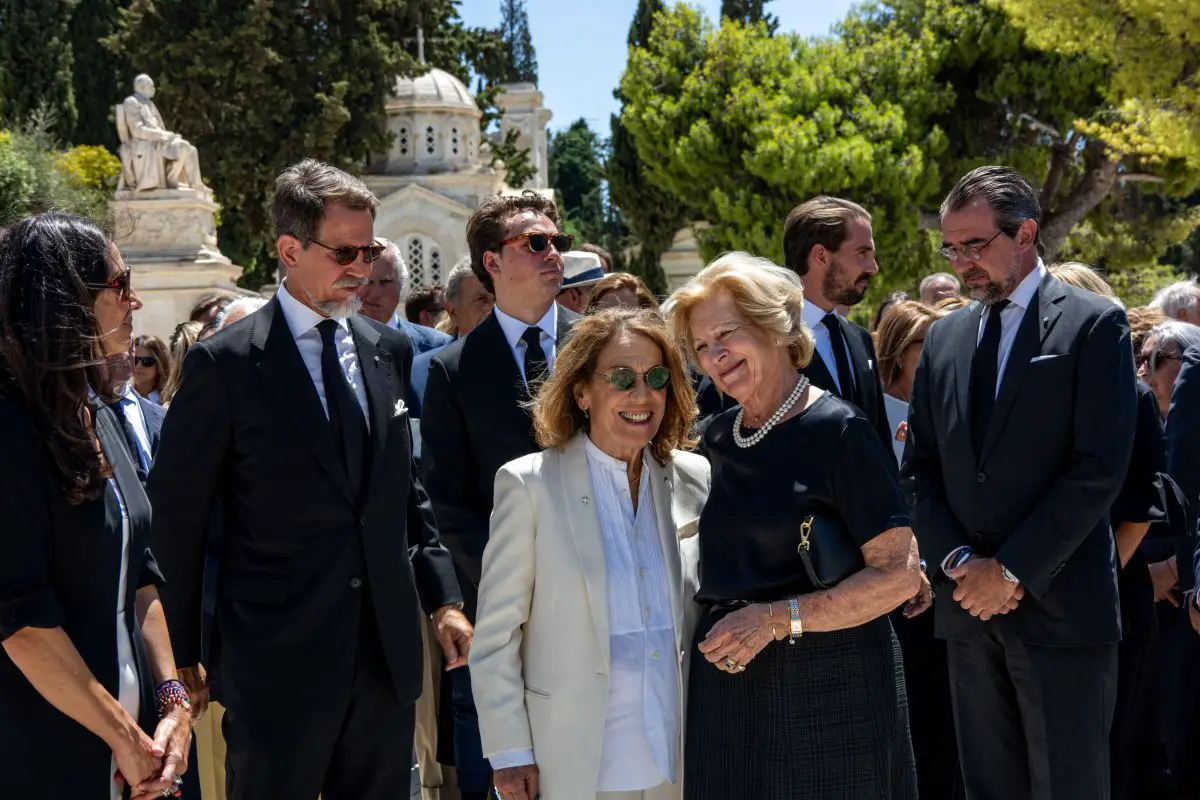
left=404, top=235, right=443, bottom=289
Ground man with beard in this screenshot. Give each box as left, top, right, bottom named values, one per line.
left=902, top=166, right=1135, bottom=800
left=148, top=159, right=471, bottom=800
left=782, top=195, right=892, bottom=449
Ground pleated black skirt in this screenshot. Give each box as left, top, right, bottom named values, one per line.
left=684, top=609, right=917, bottom=800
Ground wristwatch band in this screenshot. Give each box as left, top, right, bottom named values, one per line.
left=787, top=597, right=803, bottom=643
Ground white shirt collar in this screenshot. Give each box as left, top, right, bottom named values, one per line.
left=387, top=311, right=402, bottom=331
left=493, top=302, right=557, bottom=350
left=1004, top=259, right=1047, bottom=312
left=583, top=435, right=646, bottom=474
left=801, top=297, right=839, bottom=330
left=277, top=280, right=347, bottom=340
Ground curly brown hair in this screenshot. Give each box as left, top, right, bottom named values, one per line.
left=466, top=190, right=562, bottom=294
left=531, top=308, right=698, bottom=464
left=585, top=272, right=659, bottom=313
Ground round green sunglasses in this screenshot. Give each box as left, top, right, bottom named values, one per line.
left=594, top=366, right=672, bottom=392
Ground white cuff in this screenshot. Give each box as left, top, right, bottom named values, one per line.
left=941, top=546, right=972, bottom=574
left=489, top=748, right=536, bottom=770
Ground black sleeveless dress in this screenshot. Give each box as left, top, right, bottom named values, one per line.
left=685, top=393, right=917, bottom=800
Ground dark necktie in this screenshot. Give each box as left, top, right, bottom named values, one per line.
left=109, top=398, right=148, bottom=481
left=522, top=326, right=548, bottom=389
left=822, top=313, right=858, bottom=405
left=317, top=319, right=369, bottom=494
left=970, top=299, right=1010, bottom=455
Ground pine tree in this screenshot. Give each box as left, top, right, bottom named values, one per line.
left=719, top=0, right=779, bottom=33
left=0, top=0, right=78, bottom=141
left=499, top=0, right=537, bottom=84
left=68, top=0, right=129, bottom=147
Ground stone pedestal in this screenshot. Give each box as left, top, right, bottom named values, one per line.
left=661, top=224, right=708, bottom=291
left=111, top=188, right=243, bottom=339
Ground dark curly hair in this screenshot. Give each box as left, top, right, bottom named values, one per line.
left=0, top=213, right=117, bottom=504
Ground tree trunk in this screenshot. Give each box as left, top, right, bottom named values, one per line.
left=1039, top=142, right=1119, bottom=261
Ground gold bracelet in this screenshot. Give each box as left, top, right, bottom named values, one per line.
left=768, top=602, right=777, bottom=641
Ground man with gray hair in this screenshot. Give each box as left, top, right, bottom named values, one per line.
left=918, top=271, right=961, bottom=305
left=904, top=165, right=1136, bottom=800
left=148, top=158, right=470, bottom=800
left=215, top=296, right=268, bottom=330
left=360, top=238, right=450, bottom=354
left=1149, top=278, right=1200, bottom=325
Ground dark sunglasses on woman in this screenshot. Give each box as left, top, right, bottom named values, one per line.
left=89, top=269, right=132, bottom=301
left=134, top=356, right=157, bottom=368
left=595, top=366, right=672, bottom=392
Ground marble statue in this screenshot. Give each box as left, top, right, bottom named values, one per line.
left=116, top=74, right=206, bottom=192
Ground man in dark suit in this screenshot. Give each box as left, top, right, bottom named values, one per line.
left=903, top=166, right=1137, bottom=799
left=147, top=159, right=470, bottom=800
left=781, top=195, right=893, bottom=450
left=420, top=191, right=579, bottom=800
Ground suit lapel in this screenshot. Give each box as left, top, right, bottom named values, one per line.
left=349, top=316, right=393, bottom=494
left=646, top=454, right=684, bottom=640
left=252, top=297, right=355, bottom=506
left=981, top=277, right=1067, bottom=460
left=801, top=350, right=837, bottom=395
left=137, top=396, right=165, bottom=458
left=843, top=322, right=874, bottom=401
left=560, top=436, right=611, bottom=667
left=555, top=304, right=579, bottom=344
left=953, top=303, right=985, bottom=443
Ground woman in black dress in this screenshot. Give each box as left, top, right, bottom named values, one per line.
left=666, top=253, right=921, bottom=799
left=0, top=213, right=192, bottom=799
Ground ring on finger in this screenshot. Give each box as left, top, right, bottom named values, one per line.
left=722, top=656, right=739, bottom=670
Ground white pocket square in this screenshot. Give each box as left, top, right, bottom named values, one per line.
left=393, top=398, right=408, bottom=417
left=1030, top=353, right=1067, bottom=363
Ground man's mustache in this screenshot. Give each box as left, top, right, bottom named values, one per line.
left=333, top=276, right=368, bottom=290
left=961, top=268, right=988, bottom=283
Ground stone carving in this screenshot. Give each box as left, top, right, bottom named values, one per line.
left=116, top=74, right=207, bottom=192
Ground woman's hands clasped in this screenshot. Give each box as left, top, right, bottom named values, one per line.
left=698, top=603, right=781, bottom=674
left=493, top=764, right=540, bottom=800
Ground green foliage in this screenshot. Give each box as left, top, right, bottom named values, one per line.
left=719, top=0, right=778, bottom=34
left=491, top=127, right=536, bottom=189
left=108, top=0, right=441, bottom=289
left=618, top=5, right=947, bottom=298
left=0, top=0, right=79, bottom=142
left=68, top=0, right=129, bottom=148
left=549, top=119, right=604, bottom=238
left=56, top=143, right=121, bottom=190
left=0, top=115, right=112, bottom=225
left=499, top=0, right=537, bottom=85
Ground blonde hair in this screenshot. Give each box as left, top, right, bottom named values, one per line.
left=531, top=308, right=698, bottom=464
left=1127, top=306, right=1171, bottom=356
left=133, top=334, right=172, bottom=394
left=875, top=301, right=944, bottom=391
left=1049, top=261, right=1122, bottom=306
left=585, top=272, right=659, bottom=312
left=665, top=252, right=814, bottom=371
left=161, top=320, right=202, bottom=405
left=934, top=295, right=970, bottom=312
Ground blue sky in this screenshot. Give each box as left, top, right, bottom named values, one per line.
left=457, top=0, right=857, bottom=134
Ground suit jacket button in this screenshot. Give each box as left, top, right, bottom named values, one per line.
left=349, top=577, right=363, bottom=589
left=976, top=472, right=987, bottom=483
left=359, top=516, right=367, bottom=526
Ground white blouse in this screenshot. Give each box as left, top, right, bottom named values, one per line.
left=108, top=478, right=141, bottom=800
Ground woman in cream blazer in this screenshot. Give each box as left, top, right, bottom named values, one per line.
left=470, top=308, right=710, bottom=800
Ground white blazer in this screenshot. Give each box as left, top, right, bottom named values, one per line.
left=469, top=434, right=711, bottom=800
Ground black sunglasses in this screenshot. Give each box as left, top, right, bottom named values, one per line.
left=310, top=239, right=385, bottom=266
left=1142, top=351, right=1182, bottom=373
left=89, top=268, right=132, bottom=300
left=594, top=366, right=671, bottom=392
left=501, top=231, right=574, bottom=254
left=134, top=355, right=157, bottom=368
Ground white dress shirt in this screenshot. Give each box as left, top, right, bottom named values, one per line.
left=492, top=303, right=558, bottom=385
left=108, top=478, right=140, bottom=800
left=801, top=300, right=856, bottom=395
left=116, top=384, right=153, bottom=471
left=975, top=259, right=1047, bottom=397
left=277, top=280, right=370, bottom=427
left=489, top=438, right=680, bottom=791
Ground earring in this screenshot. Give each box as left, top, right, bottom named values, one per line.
left=583, top=409, right=589, bottom=419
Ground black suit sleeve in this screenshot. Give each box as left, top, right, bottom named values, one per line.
left=0, top=411, right=65, bottom=640
left=861, top=329, right=896, bottom=456
left=1111, top=384, right=1165, bottom=526
left=1166, top=345, right=1200, bottom=593
left=393, top=339, right=461, bottom=613
left=995, top=306, right=1136, bottom=597
left=419, top=355, right=488, bottom=586
left=146, top=343, right=232, bottom=668
left=901, top=323, right=971, bottom=572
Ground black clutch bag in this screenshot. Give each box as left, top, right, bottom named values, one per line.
left=797, top=514, right=865, bottom=589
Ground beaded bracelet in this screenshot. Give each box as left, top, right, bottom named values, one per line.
left=155, top=678, right=192, bottom=719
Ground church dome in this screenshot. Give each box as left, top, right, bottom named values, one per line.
left=390, top=68, right=477, bottom=112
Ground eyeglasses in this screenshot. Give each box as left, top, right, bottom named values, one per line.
left=937, top=230, right=1004, bottom=263
left=310, top=239, right=385, bottom=266
left=134, top=355, right=158, bottom=368
left=500, top=231, right=574, bottom=254
left=1140, top=350, right=1182, bottom=374
left=89, top=268, right=132, bottom=301
left=594, top=366, right=672, bottom=392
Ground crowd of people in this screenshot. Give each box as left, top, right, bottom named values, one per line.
left=2, top=157, right=1200, bottom=800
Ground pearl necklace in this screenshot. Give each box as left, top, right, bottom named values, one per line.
left=732, top=375, right=810, bottom=448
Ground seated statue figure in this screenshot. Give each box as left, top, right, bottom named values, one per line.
left=117, top=74, right=207, bottom=192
